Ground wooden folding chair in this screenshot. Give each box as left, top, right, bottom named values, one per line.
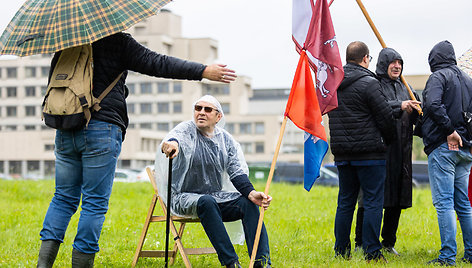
left=132, top=167, right=216, bottom=267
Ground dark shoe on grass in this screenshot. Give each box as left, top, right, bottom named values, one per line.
left=365, top=251, right=388, bottom=263
left=461, top=256, right=472, bottom=263
left=226, top=260, right=242, bottom=268
left=427, top=258, right=455, bottom=266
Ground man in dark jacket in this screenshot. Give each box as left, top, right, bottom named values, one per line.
left=36, top=32, right=236, bottom=268
left=329, top=41, right=395, bottom=262
left=422, top=40, right=472, bottom=266
left=354, top=48, right=421, bottom=255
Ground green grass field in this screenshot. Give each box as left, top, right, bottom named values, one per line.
left=0, top=179, right=469, bottom=267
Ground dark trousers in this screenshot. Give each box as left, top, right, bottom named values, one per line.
left=334, top=164, right=385, bottom=256
left=355, top=207, right=402, bottom=248
left=197, top=195, right=270, bottom=266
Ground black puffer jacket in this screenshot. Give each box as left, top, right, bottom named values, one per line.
left=422, top=40, right=472, bottom=154
left=376, top=48, right=419, bottom=208
left=49, top=33, right=206, bottom=139
left=328, top=63, right=395, bottom=161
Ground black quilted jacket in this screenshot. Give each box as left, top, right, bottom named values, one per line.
left=49, top=32, right=206, bottom=139
left=328, top=63, right=395, bottom=161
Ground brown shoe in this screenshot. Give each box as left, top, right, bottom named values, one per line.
left=366, top=253, right=388, bottom=264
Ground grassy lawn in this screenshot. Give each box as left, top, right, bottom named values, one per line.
left=0, top=179, right=469, bottom=267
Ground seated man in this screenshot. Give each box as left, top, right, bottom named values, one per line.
left=156, top=95, right=272, bottom=268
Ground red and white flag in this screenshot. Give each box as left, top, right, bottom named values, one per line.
left=292, top=0, right=343, bottom=114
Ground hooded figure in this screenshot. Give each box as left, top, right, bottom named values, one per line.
left=375, top=47, right=419, bottom=209
left=421, top=40, right=472, bottom=265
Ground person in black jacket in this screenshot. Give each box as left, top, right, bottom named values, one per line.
left=354, top=48, right=421, bottom=255
left=422, top=40, right=472, bottom=266
left=36, top=32, right=236, bottom=268
left=329, top=41, right=395, bottom=262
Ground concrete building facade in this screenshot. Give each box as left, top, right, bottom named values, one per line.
left=0, top=10, right=306, bottom=178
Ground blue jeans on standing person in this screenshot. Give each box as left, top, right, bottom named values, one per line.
left=428, top=143, right=472, bottom=264
left=40, top=120, right=122, bottom=254
left=197, top=195, right=271, bottom=266
left=334, top=161, right=386, bottom=258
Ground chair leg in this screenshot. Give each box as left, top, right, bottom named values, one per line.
left=169, top=222, right=187, bottom=265
left=169, top=219, right=192, bottom=268
left=132, top=195, right=158, bottom=267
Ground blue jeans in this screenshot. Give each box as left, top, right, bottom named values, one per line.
left=197, top=195, right=270, bottom=266
left=40, top=120, right=122, bottom=254
left=334, top=163, right=385, bottom=257
left=428, top=143, right=472, bottom=263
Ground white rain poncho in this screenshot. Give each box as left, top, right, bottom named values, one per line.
left=155, top=95, right=249, bottom=219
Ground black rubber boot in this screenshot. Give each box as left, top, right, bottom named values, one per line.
left=37, top=240, right=60, bottom=268
left=72, top=248, right=95, bottom=268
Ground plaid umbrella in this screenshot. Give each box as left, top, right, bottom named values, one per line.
left=0, top=0, right=172, bottom=56
left=458, top=47, right=472, bottom=78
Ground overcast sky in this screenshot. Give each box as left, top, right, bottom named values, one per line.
left=1, top=0, right=471, bottom=89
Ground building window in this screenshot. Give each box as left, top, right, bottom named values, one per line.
left=173, top=82, right=182, bottom=93
left=25, top=106, right=36, bottom=116
left=127, top=83, right=135, bottom=94
left=7, top=87, right=17, bottom=97
left=157, top=102, right=169, bottom=113
left=158, top=82, right=169, bottom=93
left=128, top=123, right=135, bottom=129
left=173, top=121, right=181, bottom=128
left=25, top=125, right=36, bottom=130
left=135, top=26, right=146, bottom=35
left=157, top=122, right=169, bottom=131
left=44, top=144, right=55, bottom=151
left=202, top=83, right=230, bottom=95
left=240, top=142, right=253, bottom=154
left=0, top=67, right=2, bottom=79
left=140, top=82, right=152, bottom=94
left=127, top=103, right=135, bottom=114
left=255, top=122, right=265, bottom=134
left=255, top=142, right=265, bottom=153
left=140, top=123, right=152, bottom=130
left=27, top=161, right=40, bottom=172
left=239, top=123, right=252, bottom=134
left=6, top=125, right=17, bottom=131
left=41, top=66, right=50, bottom=77
left=41, top=86, right=48, bottom=96
left=163, top=43, right=172, bottom=55
left=173, top=101, right=182, bottom=113
left=225, top=123, right=235, bottom=134
left=6, top=106, right=17, bottom=117
left=140, top=103, right=152, bottom=114
left=25, top=67, right=36, bottom=78
left=221, top=103, right=230, bottom=114
left=25, top=86, right=36, bottom=97
left=6, top=67, right=17, bottom=78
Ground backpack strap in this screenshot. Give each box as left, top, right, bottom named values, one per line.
left=92, top=72, right=124, bottom=112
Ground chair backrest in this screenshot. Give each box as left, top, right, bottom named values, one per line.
left=146, top=167, right=159, bottom=196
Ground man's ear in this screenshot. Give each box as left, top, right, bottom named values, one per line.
left=216, top=112, right=222, bottom=122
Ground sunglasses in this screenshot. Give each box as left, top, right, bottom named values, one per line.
left=194, top=105, right=218, bottom=113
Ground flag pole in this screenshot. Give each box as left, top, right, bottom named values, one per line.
left=249, top=116, right=288, bottom=268
left=354, top=0, right=422, bottom=115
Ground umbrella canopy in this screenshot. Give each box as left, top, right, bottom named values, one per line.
left=458, top=47, right=472, bottom=78
left=0, top=0, right=172, bottom=57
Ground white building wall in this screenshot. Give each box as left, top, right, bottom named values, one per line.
left=0, top=10, right=304, bottom=178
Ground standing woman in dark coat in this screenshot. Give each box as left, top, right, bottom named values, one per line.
left=375, top=47, right=421, bottom=254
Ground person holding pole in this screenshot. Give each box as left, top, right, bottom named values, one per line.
left=329, top=41, right=395, bottom=262
left=421, top=40, right=472, bottom=266
left=158, top=95, right=272, bottom=268
left=354, top=48, right=421, bottom=255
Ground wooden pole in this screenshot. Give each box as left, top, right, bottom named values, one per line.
left=249, top=116, right=288, bottom=268
left=355, top=0, right=422, bottom=115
